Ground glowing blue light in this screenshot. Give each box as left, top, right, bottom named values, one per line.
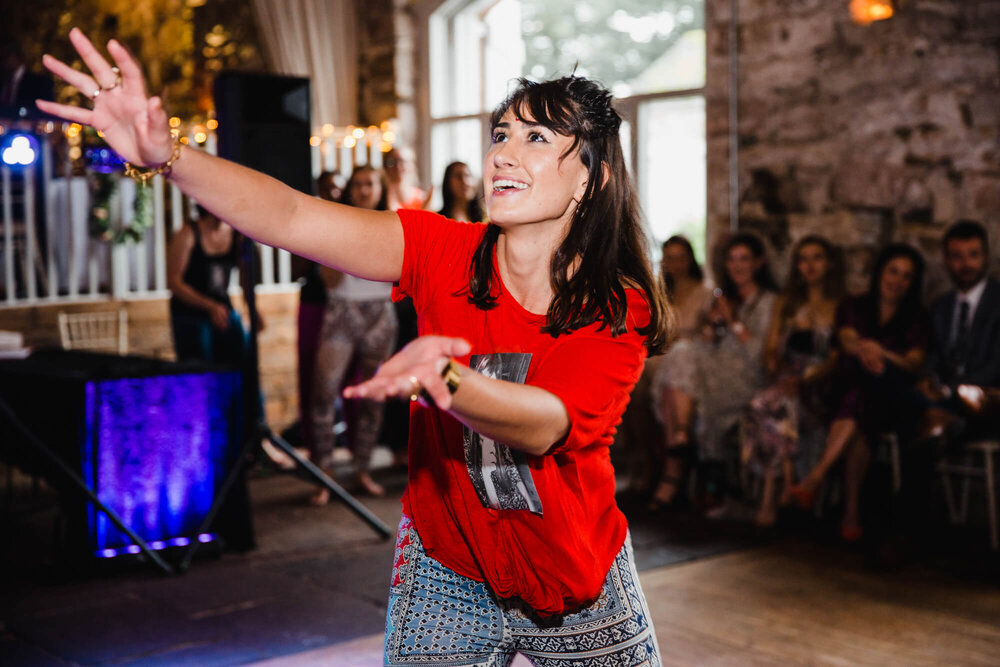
left=150, top=540, right=166, bottom=550
left=169, top=537, right=191, bottom=547
left=125, top=544, right=141, bottom=554
left=197, top=533, right=214, bottom=543
left=1, top=133, right=38, bottom=167
left=99, top=548, right=117, bottom=558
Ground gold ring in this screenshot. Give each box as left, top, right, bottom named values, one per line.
left=92, top=67, right=122, bottom=100
left=407, top=375, right=422, bottom=402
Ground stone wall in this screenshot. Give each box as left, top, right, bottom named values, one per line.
left=706, top=0, right=1000, bottom=295
left=0, top=290, right=301, bottom=431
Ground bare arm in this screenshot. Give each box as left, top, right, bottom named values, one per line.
left=38, top=29, right=403, bottom=282
left=343, top=337, right=570, bottom=456
left=762, top=296, right=785, bottom=377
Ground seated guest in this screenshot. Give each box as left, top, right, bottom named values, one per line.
left=791, top=243, right=930, bottom=541
left=437, top=161, right=485, bottom=222
left=742, top=236, right=843, bottom=526
left=920, top=220, right=1000, bottom=439
left=654, top=232, right=778, bottom=512
left=643, top=235, right=712, bottom=507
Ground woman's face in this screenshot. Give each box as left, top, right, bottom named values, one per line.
left=448, top=164, right=476, bottom=202
left=796, top=242, right=829, bottom=287
left=725, top=243, right=763, bottom=289
left=662, top=243, right=693, bottom=281
left=348, top=170, right=382, bottom=210
left=879, top=256, right=915, bottom=305
left=484, top=109, right=589, bottom=229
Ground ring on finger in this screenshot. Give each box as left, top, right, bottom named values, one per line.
left=101, top=66, right=122, bottom=92
left=90, top=67, right=122, bottom=100
left=407, top=375, right=422, bottom=402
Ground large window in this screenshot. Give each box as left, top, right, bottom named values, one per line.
left=427, top=0, right=706, bottom=258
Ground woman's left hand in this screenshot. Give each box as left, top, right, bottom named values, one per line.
left=344, top=335, right=471, bottom=410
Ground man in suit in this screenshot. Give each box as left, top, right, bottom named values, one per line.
left=874, top=220, right=999, bottom=566
left=921, top=219, right=1000, bottom=438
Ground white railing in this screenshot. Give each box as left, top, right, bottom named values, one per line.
left=0, top=133, right=296, bottom=307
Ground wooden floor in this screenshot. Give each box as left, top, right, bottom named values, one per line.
left=251, top=541, right=1000, bottom=666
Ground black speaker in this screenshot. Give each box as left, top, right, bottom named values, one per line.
left=213, top=72, right=313, bottom=195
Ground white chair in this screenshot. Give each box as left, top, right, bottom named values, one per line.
left=937, top=439, right=999, bottom=551
left=57, top=309, right=129, bottom=355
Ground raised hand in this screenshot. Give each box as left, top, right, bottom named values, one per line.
left=36, top=28, right=173, bottom=167
left=344, top=336, right=471, bottom=411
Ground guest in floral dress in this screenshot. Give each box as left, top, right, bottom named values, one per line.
left=741, top=236, right=844, bottom=526
left=654, top=232, right=778, bottom=510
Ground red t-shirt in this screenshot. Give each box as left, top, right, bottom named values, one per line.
left=392, top=209, right=649, bottom=615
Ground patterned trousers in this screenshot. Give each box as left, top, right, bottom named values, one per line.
left=309, top=296, right=397, bottom=471
left=385, top=515, right=661, bottom=666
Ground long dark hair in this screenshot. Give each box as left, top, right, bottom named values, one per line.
left=869, top=242, right=925, bottom=317
left=660, top=235, right=703, bottom=301
left=467, top=76, right=670, bottom=353
left=779, top=235, right=844, bottom=321
left=439, top=161, right=485, bottom=222
left=342, top=165, right=388, bottom=210
left=720, top=232, right=778, bottom=303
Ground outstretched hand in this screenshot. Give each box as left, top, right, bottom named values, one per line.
left=36, top=28, right=173, bottom=167
left=344, top=336, right=471, bottom=411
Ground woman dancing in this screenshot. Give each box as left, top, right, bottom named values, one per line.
left=39, top=29, right=669, bottom=665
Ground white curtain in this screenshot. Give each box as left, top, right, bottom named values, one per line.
left=250, top=0, right=358, bottom=127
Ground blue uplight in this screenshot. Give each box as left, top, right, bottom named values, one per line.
left=150, top=541, right=166, bottom=550
left=99, top=548, right=117, bottom=558
left=125, top=545, right=141, bottom=555
left=197, top=533, right=213, bottom=543
left=1, top=133, right=38, bottom=167
left=170, top=537, right=191, bottom=547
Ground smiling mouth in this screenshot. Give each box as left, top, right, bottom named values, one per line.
left=492, top=179, right=528, bottom=193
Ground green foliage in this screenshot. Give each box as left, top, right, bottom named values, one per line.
left=521, top=0, right=704, bottom=91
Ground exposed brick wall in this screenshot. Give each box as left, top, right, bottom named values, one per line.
left=0, top=289, right=301, bottom=431
left=706, top=0, right=1000, bottom=295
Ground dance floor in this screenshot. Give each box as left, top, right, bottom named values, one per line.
left=2, top=457, right=998, bottom=666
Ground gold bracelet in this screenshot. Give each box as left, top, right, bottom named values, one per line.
left=123, top=137, right=183, bottom=186
left=441, top=358, right=462, bottom=395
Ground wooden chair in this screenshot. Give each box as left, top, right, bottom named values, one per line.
left=57, top=309, right=129, bottom=355
left=937, top=439, right=999, bottom=551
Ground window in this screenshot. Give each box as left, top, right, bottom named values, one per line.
left=427, top=0, right=705, bottom=258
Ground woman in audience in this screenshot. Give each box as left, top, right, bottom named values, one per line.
left=297, top=170, right=347, bottom=458
left=645, top=235, right=712, bottom=508
left=741, top=235, right=844, bottom=526
left=654, top=232, right=778, bottom=511
left=310, top=165, right=398, bottom=500
left=791, top=243, right=929, bottom=541
left=437, top=161, right=485, bottom=222
left=166, top=204, right=248, bottom=365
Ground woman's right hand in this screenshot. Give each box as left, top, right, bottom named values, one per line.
left=208, top=303, right=231, bottom=331
left=36, top=28, right=173, bottom=167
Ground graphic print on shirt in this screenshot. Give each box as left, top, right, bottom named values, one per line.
left=463, top=353, right=543, bottom=515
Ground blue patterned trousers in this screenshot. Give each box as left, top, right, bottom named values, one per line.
left=384, top=515, right=661, bottom=666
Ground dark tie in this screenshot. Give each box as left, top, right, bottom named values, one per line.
left=950, top=300, right=971, bottom=375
